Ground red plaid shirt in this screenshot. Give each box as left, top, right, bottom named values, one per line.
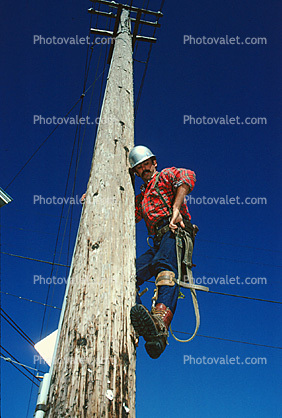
left=135, top=167, right=196, bottom=235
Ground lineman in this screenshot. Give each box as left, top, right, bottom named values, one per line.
left=129, top=145, right=196, bottom=359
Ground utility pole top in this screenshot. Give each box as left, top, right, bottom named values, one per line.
left=88, top=0, right=163, bottom=63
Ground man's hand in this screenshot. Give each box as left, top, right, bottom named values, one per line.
left=169, top=184, right=190, bottom=232
left=169, top=208, right=185, bottom=231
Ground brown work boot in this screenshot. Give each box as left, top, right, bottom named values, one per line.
left=130, top=303, right=173, bottom=359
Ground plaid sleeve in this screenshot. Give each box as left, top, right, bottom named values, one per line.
left=161, top=167, right=196, bottom=193
left=135, top=193, right=143, bottom=223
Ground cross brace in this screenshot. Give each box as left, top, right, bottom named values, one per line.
left=88, top=1, right=161, bottom=64
left=89, top=0, right=163, bottom=18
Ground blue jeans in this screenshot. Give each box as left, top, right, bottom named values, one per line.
left=136, top=230, right=180, bottom=314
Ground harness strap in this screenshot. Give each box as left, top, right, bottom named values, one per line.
left=170, top=228, right=209, bottom=343
left=154, top=172, right=172, bottom=215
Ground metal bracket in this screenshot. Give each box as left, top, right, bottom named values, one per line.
left=88, top=0, right=162, bottom=65
left=35, top=403, right=50, bottom=412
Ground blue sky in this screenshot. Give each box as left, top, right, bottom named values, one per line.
left=1, top=0, right=281, bottom=417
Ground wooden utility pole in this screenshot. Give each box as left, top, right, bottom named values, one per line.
left=44, top=2, right=162, bottom=417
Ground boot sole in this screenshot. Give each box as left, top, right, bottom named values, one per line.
left=130, top=305, right=158, bottom=341
left=130, top=304, right=166, bottom=359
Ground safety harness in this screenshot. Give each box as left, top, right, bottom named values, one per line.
left=150, top=172, right=209, bottom=343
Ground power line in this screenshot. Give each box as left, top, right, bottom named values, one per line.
left=2, top=243, right=281, bottom=270
left=0, top=290, right=61, bottom=310
left=0, top=346, right=40, bottom=386
left=208, top=290, right=282, bottom=305
left=0, top=224, right=59, bottom=236
left=134, top=0, right=165, bottom=116
left=2, top=284, right=281, bottom=310
left=0, top=308, right=35, bottom=348
left=4, top=70, right=107, bottom=192
left=1, top=251, right=70, bottom=267
left=0, top=355, right=40, bottom=372
left=171, top=330, right=282, bottom=350
left=147, top=279, right=282, bottom=305
left=42, top=18, right=113, bottom=336
left=26, top=17, right=107, bottom=418
left=25, top=13, right=109, bottom=418
left=197, top=238, right=282, bottom=254
left=196, top=253, right=282, bottom=268
left=0, top=353, right=39, bottom=387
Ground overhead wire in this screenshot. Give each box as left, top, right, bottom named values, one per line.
left=42, top=97, right=84, bottom=334
left=0, top=352, right=39, bottom=387
left=196, top=253, right=282, bottom=268
left=63, top=10, right=110, bottom=273
left=0, top=346, right=40, bottom=385
left=0, top=308, right=35, bottom=348
left=134, top=0, right=165, bottom=117
left=1, top=294, right=281, bottom=354
left=25, top=10, right=114, bottom=414
left=208, top=290, right=282, bottom=304
left=4, top=70, right=107, bottom=193
left=25, top=10, right=109, bottom=418
left=3, top=246, right=280, bottom=270
left=2, top=281, right=282, bottom=308
left=0, top=291, right=61, bottom=310
left=146, top=279, right=282, bottom=305
left=171, top=330, right=282, bottom=350
left=44, top=11, right=113, bottom=333
left=24, top=14, right=108, bottom=418
left=1, top=251, right=70, bottom=267
left=197, top=238, right=282, bottom=254
left=0, top=355, right=40, bottom=372
left=2, top=223, right=280, bottom=256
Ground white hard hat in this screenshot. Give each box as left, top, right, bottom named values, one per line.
left=129, top=145, right=156, bottom=169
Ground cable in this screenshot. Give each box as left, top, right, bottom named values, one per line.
left=0, top=355, right=40, bottom=372
left=43, top=14, right=112, bottom=335
left=146, top=279, right=282, bottom=305
left=0, top=224, right=59, bottom=236
left=0, top=308, right=35, bottom=348
left=4, top=71, right=107, bottom=192
left=4, top=97, right=81, bottom=191
left=25, top=8, right=107, bottom=418
left=0, top=353, right=39, bottom=387
left=42, top=99, right=84, bottom=335
left=1, top=251, right=69, bottom=267
left=0, top=291, right=61, bottom=310
left=0, top=346, right=40, bottom=384
left=197, top=238, right=282, bottom=254
left=208, top=290, right=282, bottom=305
left=3, top=223, right=281, bottom=256
left=134, top=0, right=165, bottom=116
left=196, top=253, right=282, bottom=268
left=171, top=330, right=282, bottom=350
